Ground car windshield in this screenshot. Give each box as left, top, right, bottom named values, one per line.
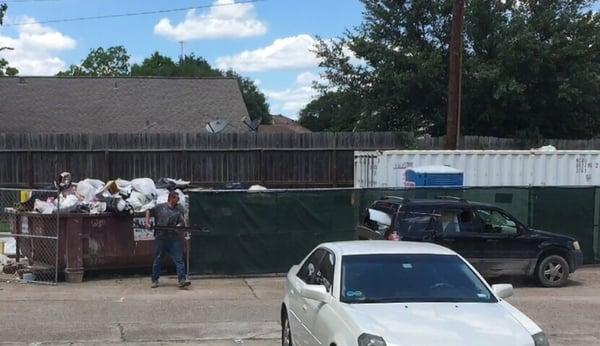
left=341, top=254, right=496, bottom=304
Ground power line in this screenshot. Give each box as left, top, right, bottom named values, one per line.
left=4, top=0, right=265, bottom=27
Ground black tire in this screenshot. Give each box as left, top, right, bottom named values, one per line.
left=536, top=254, right=570, bottom=287
left=282, top=310, right=292, bottom=346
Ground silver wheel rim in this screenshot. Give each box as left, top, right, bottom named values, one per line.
left=283, top=318, right=291, bottom=346
left=543, top=261, right=565, bottom=283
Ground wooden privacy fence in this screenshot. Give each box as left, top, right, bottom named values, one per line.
left=3, top=132, right=600, bottom=188
left=0, top=132, right=413, bottom=188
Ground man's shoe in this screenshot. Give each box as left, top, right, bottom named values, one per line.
left=178, top=280, right=191, bottom=288
left=151, top=281, right=159, bottom=288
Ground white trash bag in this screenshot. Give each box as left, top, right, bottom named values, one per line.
left=77, top=179, right=105, bottom=202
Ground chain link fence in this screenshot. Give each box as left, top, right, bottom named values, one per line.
left=0, top=188, right=60, bottom=284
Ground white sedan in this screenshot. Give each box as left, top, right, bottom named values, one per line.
left=281, top=241, right=549, bottom=346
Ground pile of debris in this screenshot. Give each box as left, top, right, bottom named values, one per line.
left=29, top=173, right=190, bottom=215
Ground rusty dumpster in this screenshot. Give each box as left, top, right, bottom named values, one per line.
left=11, top=212, right=188, bottom=282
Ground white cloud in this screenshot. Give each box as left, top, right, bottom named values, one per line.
left=216, top=34, right=319, bottom=72
left=154, top=0, right=267, bottom=41
left=0, top=17, right=76, bottom=75
left=266, top=71, right=323, bottom=118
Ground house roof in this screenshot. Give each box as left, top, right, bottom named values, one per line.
left=258, top=114, right=311, bottom=134
left=0, top=76, right=250, bottom=133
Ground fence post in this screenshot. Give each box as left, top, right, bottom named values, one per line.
left=27, top=151, right=33, bottom=187
left=527, top=187, right=534, bottom=227
left=104, top=150, right=111, bottom=180
left=594, top=187, right=600, bottom=263
left=260, top=149, right=266, bottom=185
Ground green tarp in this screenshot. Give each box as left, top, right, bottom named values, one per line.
left=189, top=187, right=600, bottom=275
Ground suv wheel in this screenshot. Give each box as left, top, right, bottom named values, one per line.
left=537, top=255, right=569, bottom=287
left=282, top=311, right=292, bottom=346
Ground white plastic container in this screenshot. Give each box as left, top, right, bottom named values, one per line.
left=354, top=150, right=600, bottom=187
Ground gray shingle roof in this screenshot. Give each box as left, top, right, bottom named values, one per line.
left=0, top=76, right=250, bottom=133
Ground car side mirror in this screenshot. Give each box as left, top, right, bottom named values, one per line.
left=492, top=284, right=514, bottom=299
left=301, top=284, right=330, bottom=303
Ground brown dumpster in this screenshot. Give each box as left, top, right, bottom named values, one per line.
left=12, top=212, right=188, bottom=283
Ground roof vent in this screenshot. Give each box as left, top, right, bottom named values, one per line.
left=242, top=116, right=261, bottom=132
left=18, top=77, right=26, bottom=84
left=206, top=119, right=230, bottom=134
left=113, top=81, right=118, bottom=89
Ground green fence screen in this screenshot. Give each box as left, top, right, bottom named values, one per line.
left=189, top=187, right=600, bottom=275
left=189, top=189, right=356, bottom=275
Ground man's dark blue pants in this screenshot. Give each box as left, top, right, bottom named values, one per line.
left=151, top=237, right=186, bottom=283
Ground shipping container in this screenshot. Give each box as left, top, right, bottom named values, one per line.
left=354, top=150, right=600, bottom=187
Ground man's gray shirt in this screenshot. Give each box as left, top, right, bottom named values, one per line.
left=150, top=203, right=185, bottom=239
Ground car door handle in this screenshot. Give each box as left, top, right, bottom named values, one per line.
left=441, top=238, right=455, bottom=244
left=486, top=239, right=499, bottom=244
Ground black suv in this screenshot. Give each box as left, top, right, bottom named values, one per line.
left=356, top=196, right=584, bottom=287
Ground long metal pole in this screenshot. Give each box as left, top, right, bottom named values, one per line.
left=55, top=188, right=59, bottom=284
left=446, top=0, right=465, bottom=150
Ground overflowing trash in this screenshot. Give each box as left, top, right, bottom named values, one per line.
left=27, top=172, right=191, bottom=215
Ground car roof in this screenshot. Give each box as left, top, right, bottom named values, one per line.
left=321, top=241, right=457, bottom=257
left=377, top=198, right=495, bottom=209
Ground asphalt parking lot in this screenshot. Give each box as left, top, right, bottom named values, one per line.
left=0, top=267, right=599, bottom=345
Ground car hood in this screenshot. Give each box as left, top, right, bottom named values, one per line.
left=529, top=228, right=576, bottom=241
left=341, top=302, right=535, bottom=346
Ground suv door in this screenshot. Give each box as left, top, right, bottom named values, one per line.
left=474, top=207, right=537, bottom=276
left=434, top=206, right=484, bottom=269
left=289, top=248, right=327, bottom=345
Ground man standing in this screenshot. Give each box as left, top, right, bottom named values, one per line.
left=146, top=191, right=191, bottom=288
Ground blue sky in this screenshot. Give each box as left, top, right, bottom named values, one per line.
left=0, top=0, right=365, bottom=118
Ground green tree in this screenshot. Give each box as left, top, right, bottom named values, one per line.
left=311, top=0, right=452, bottom=134
left=57, top=46, right=130, bottom=77
left=299, top=91, right=361, bottom=132
left=132, top=52, right=271, bottom=123
left=462, top=0, right=600, bottom=139
left=0, top=2, right=18, bottom=76
left=0, top=2, right=6, bottom=25
left=224, top=70, right=271, bottom=123
left=309, top=0, right=600, bottom=138
left=131, top=52, right=178, bottom=76
left=0, top=59, right=18, bottom=76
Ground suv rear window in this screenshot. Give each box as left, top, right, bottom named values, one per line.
left=396, top=206, right=438, bottom=235
left=362, top=201, right=400, bottom=231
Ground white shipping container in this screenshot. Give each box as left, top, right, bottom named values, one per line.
left=354, top=150, right=600, bottom=187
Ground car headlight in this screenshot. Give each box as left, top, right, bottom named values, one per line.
left=532, top=332, right=549, bottom=346
left=358, top=333, right=386, bottom=346
left=572, top=241, right=581, bottom=251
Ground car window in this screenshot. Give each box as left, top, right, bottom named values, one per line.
left=440, top=208, right=478, bottom=234
left=340, top=254, right=495, bottom=304
left=297, top=248, right=327, bottom=283
left=362, top=201, right=398, bottom=231
left=396, top=206, right=439, bottom=236
left=316, top=252, right=335, bottom=293
left=476, top=209, right=518, bottom=235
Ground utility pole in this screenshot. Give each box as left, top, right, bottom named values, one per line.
left=446, top=0, right=465, bottom=150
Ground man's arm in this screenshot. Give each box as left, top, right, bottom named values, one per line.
left=145, top=209, right=152, bottom=228
left=177, top=206, right=186, bottom=227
